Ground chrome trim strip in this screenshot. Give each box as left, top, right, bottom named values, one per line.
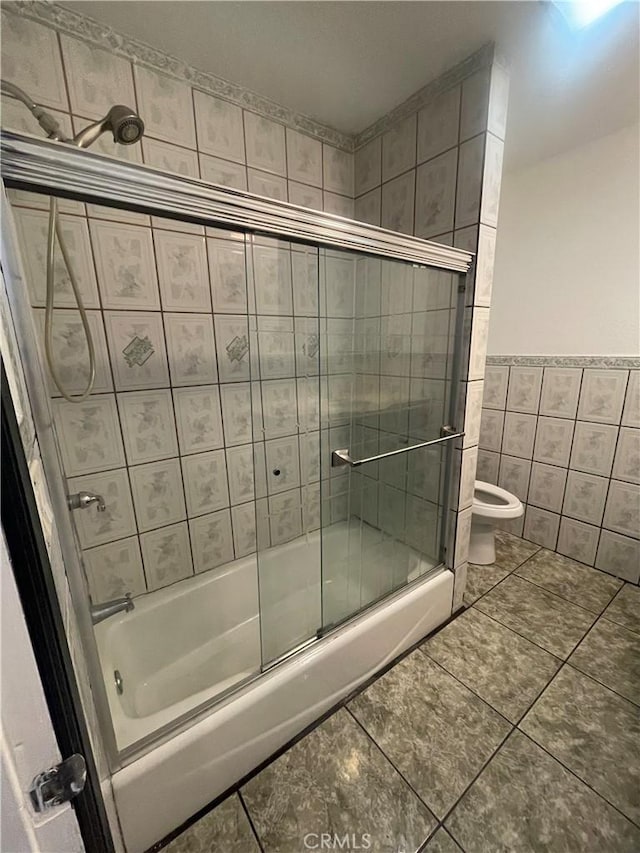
left=331, top=431, right=464, bottom=468
left=1, top=131, right=473, bottom=272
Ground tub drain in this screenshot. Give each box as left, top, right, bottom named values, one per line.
left=114, top=669, right=124, bottom=695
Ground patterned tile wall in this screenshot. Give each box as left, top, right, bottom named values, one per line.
left=2, top=6, right=510, bottom=613
left=354, top=58, right=510, bottom=606
left=9, top=184, right=332, bottom=600
left=479, top=363, right=640, bottom=583
left=0, top=11, right=355, bottom=213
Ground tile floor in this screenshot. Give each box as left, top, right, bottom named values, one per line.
left=159, top=531, right=640, bottom=853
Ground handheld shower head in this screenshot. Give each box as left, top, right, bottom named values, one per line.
left=72, top=105, right=144, bottom=149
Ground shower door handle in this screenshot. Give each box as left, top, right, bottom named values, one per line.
left=331, top=428, right=464, bottom=468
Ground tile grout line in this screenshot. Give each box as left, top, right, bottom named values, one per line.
left=513, top=727, right=640, bottom=831
left=237, top=789, right=266, bottom=853
left=344, top=705, right=442, bottom=830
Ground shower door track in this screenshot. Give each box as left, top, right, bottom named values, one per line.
left=1, top=130, right=473, bottom=271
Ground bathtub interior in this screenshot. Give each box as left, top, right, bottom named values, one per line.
left=96, top=516, right=440, bottom=749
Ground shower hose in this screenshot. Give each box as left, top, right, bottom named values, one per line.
left=44, top=197, right=97, bottom=402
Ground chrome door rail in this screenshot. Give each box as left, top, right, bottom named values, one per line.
left=1, top=131, right=473, bottom=272
left=331, top=430, right=464, bottom=468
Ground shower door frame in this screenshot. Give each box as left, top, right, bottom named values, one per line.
left=1, top=129, right=474, bottom=774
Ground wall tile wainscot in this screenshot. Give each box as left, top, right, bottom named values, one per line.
left=479, top=357, right=640, bottom=583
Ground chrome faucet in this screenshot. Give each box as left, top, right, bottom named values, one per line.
left=67, top=491, right=106, bottom=512
left=90, top=594, right=134, bottom=625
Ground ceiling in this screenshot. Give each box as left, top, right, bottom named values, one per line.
left=65, top=1, right=639, bottom=171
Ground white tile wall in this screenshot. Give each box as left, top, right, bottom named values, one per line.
left=483, top=362, right=639, bottom=582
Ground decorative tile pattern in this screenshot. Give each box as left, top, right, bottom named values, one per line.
left=502, top=412, right=536, bottom=459
left=622, top=371, right=640, bottom=427
left=520, top=666, right=640, bottom=823
left=483, top=365, right=509, bottom=410
left=104, top=311, right=170, bottom=391
left=515, top=548, right=621, bottom=613
left=52, top=396, right=125, bottom=476
left=446, top=731, right=640, bottom=853
left=33, top=308, right=112, bottom=397
left=117, top=389, right=179, bottom=465
left=354, top=136, right=381, bottom=196
left=596, top=530, right=640, bottom=583
left=562, top=470, right=608, bottom=526
left=556, top=517, right=600, bottom=567
left=523, top=507, right=560, bottom=551
left=155, top=231, right=211, bottom=312
left=242, top=708, right=435, bottom=851
left=181, top=450, right=229, bottom=517
left=13, top=208, right=99, bottom=309
left=82, top=536, right=146, bottom=602
left=423, top=608, right=561, bottom=722
left=193, top=90, right=245, bottom=164
left=189, top=509, right=234, bottom=574
left=612, top=427, right=640, bottom=485
left=539, top=367, right=582, bottom=419
left=134, top=65, right=196, bottom=149
left=527, top=462, right=567, bottom=513
left=603, top=480, right=640, bottom=539
left=577, top=369, right=628, bottom=425
left=506, top=366, right=542, bottom=414
left=164, top=795, right=259, bottom=853
left=349, top=651, right=510, bottom=818
left=90, top=219, right=161, bottom=310
left=1, top=11, right=68, bottom=112
left=164, top=313, right=217, bottom=387
left=475, top=575, right=596, bottom=658
left=569, top=618, right=640, bottom=704
left=139, top=521, right=193, bottom=591
left=128, top=458, right=186, bottom=532
left=570, top=421, right=618, bottom=476
left=533, top=417, right=574, bottom=467
left=67, top=468, right=137, bottom=548
left=286, top=128, right=322, bottom=187
left=60, top=34, right=135, bottom=121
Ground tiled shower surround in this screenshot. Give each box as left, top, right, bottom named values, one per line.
left=1, top=4, right=509, bottom=609
left=480, top=358, right=640, bottom=584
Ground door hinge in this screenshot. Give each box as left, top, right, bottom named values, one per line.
left=29, top=754, right=86, bottom=812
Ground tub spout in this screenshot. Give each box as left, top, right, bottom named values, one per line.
left=90, top=594, right=134, bottom=625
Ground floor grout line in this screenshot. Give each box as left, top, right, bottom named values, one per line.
left=237, top=789, right=265, bottom=852
left=344, top=704, right=440, bottom=824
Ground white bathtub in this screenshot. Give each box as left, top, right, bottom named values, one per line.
left=96, top=521, right=437, bottom=750
left=106, top=538, right=453, bottom=852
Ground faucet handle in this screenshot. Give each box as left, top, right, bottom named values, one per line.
left=67, top=491, right=106, bottom=512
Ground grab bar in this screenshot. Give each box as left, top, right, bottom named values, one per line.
left=331, top=426, right=464, bottom=468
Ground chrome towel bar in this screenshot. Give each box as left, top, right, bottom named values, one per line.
left=331, top=426, right=464, bottom=468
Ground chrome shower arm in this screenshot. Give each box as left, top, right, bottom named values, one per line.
left=1, top=79, right=71, bottom=142
left=72, top=118, right=109, bottom=149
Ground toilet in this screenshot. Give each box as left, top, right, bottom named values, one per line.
left=469, top=480, right=524, bottom=565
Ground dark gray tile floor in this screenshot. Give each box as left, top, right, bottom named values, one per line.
left=159, top=538, right=640, bottom=853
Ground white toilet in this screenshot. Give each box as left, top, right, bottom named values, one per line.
left=469, top=480, right=524, bottom=565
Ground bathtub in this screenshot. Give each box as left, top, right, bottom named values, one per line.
left=102, top=526, right=453, bottom=852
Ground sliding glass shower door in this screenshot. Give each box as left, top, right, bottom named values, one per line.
left=319, top=250, right=459, bottom=630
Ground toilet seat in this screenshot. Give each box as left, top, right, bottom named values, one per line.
left=473, top=480, right=523, bottom=519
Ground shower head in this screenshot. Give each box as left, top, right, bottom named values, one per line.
left=72, top=105, right=145, bottom=149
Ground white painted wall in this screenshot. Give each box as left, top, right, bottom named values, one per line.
left=489, top=123, right=640, bottom=355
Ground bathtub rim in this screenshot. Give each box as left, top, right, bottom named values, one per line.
left=112, top=558, right=446, bottom=768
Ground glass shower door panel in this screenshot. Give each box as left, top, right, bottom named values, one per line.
left=320, top=251, right=458, bottom=631
left=250, top=236, right=322, bottom=666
